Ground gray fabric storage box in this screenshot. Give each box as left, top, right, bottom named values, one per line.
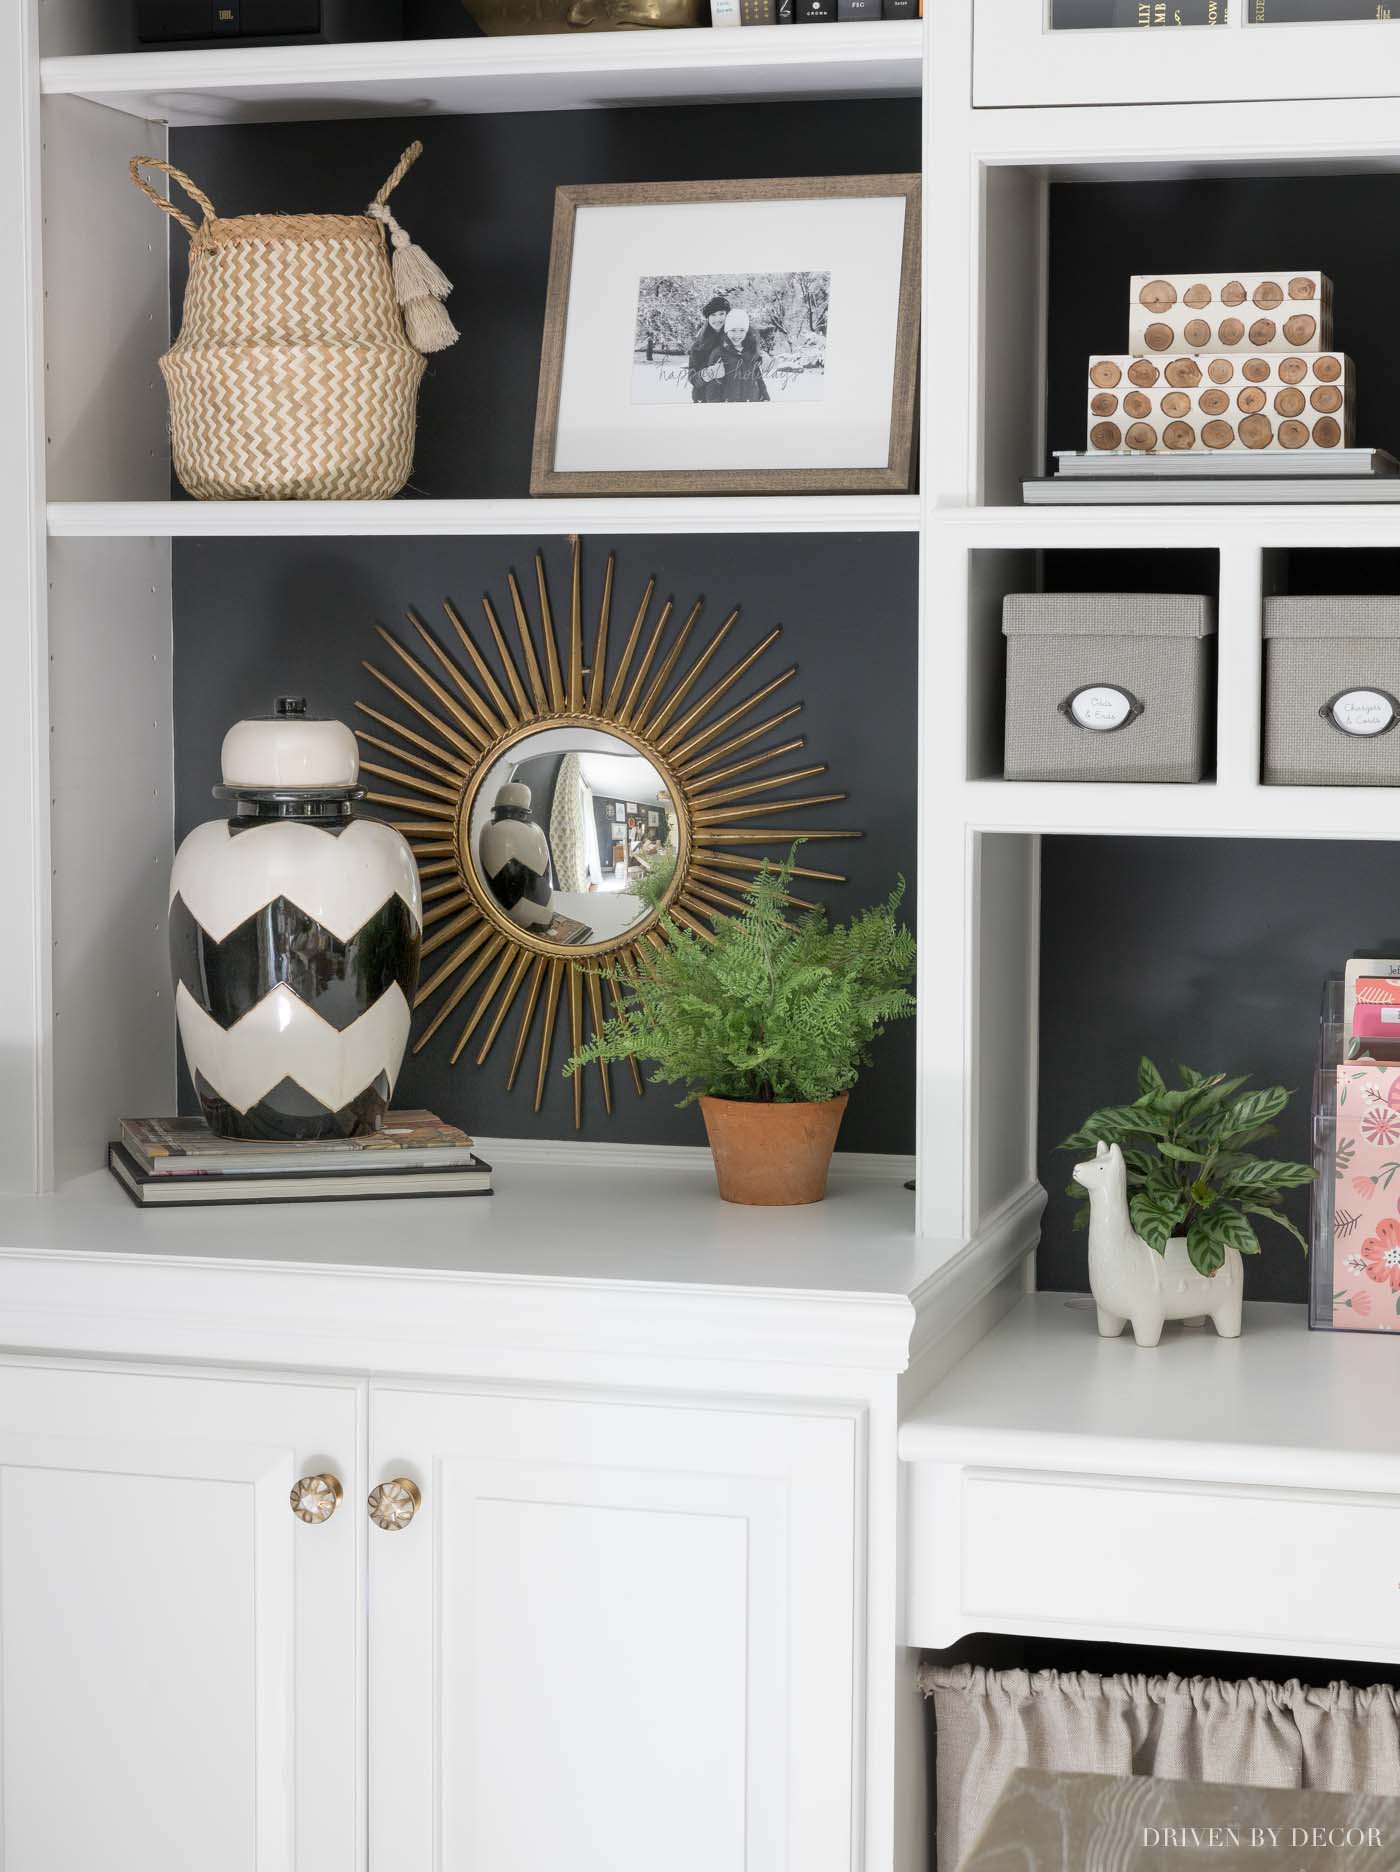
left=1002, top=593, right=1215, bottom=783
left=1264, top=597, right=1400, bottom=786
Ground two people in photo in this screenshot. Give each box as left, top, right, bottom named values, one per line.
left=688, top=294, right=770, bottom=405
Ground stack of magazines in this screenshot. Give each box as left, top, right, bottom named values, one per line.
left=108, top=1110, right=492, bottom=1208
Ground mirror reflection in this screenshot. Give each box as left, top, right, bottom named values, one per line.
left=472, top=728, right=680, bottom=950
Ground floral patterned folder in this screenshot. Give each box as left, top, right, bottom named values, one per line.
left=1330, top=1060, right=1400, bottom=1331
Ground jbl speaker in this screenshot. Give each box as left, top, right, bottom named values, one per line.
left=135, top=1, right=405, bottom=47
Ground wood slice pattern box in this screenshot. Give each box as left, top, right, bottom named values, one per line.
left=1087, top=353, right=1354, bottom=453
left=1128, top=271, right=1333, bottom=356
left=1264, top=597, right=1400, bottom=786
left=1002, top=593, right=1215, bottom=783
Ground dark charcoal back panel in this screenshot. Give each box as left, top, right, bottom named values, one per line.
left=1035, top=835, right=1400, bottom=1304
left=169, top=101, right=921, bottom=502
left=1047, top=175, right=1400, bottom=472
left=174, top=532, right=918, bottom=1149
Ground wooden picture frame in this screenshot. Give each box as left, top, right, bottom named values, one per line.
left=530, top=175, right=921, bottom=497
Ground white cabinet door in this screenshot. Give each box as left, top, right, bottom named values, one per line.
left=369, top=1387, right=860, bottom=1872
left=0, top=1360, right=362, bottom=1872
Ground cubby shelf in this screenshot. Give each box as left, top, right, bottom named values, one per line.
left=46, top=494, right=922, bottom=538
left=899, top=1292, right=1377, bottom=1494
left=933, top=507, right=1400, bottom=552
left=39, top=23, right=923, bottom=125
left=959, top=779, right=1400, bottom=842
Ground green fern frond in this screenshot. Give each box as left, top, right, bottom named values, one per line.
left=564, top=846, right=916, bottom=1105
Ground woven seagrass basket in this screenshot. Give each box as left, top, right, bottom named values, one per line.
left=130, top=142, right=456, bottom=502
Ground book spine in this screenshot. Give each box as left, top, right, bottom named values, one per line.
left=710, top=0, right=742, bottom=24
left=837, top=0, right=881, bottom=16
left=776, top=0, right=795, bottom=19
left=740, top=0, right=778, bottom=19
left=1052, top=0, right=1223, bottom=23
left=1252, top=0, right=1393, bottom=17
left=882, top=0, right=919, bottom=13
left=794, top=0, right=837, bottom=19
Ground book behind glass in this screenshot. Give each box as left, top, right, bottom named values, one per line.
left=1052, top=0, right=1224, bottom=22
left=1252, top=0, right=1393, bottom=17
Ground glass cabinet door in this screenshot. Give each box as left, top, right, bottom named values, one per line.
left=975, top=0, right=1400, bottom=103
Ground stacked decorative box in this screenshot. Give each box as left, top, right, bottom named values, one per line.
left=1084, top=270, right=1357, bottom=457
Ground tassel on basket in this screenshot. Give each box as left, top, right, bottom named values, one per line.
left=367, top=140, right=459, bottom=355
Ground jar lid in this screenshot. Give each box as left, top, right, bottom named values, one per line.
left=216, top=697, right=363, bottom=799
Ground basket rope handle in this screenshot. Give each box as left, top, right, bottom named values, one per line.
left=372, top=141, right=424, bottom=210
left=365, top=141, right=457, bottom=355
left=129, top=157, right=217, bottom=238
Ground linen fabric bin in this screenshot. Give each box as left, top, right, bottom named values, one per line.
left=1264, top=597, right=1400, bottom=786
left=1002, top=592, right=1215, bottom=783
left=923, top=1664, right=1400, bottom=1872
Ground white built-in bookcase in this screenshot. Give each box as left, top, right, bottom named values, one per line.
left=10, top=0, right=1400, bottom=1268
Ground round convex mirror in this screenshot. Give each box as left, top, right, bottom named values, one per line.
left=359, top=540, right=856, bottom=1121
left=464, top=726, right=684, bottom=954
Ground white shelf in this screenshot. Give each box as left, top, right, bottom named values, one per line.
left=899, top=1291, right=1397, bottom=1498
left=960, top=779, right=1400, bottom=842
left=934, top=505, right=1400, bottom=551
left=39, top=24, right=923, bottom=125
left=47, top=494, right=921, bottom=538
left=14, top=1160, right=929, bottom=1298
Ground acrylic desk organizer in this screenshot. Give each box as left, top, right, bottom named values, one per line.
left=1312, top=976, right=1400, bottom=1333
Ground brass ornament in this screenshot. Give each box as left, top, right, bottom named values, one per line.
left=358, top=540, right=858, bottom=1127
left=462, top=0, right=705, bottom=29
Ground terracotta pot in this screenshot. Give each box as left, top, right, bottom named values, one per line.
left=698, top=1093, right=849, bottom=1206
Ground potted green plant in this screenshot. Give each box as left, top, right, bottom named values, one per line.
left=1061, top=1059, right=1314, bottom=1347
left=566, top=850, right=916, bottom=1205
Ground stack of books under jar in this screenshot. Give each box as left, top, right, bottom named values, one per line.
left=1032, top=269, right=1398, bottom=503
left=108, top=1109, right=491, bottom=1208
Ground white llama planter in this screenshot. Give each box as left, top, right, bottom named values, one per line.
left=1073, top=1140, right=1244, bottom=1348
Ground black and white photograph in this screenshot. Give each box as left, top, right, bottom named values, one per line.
left=532, top=176, right=920, bottom=494
left=630, top=271, right=830, bottom=406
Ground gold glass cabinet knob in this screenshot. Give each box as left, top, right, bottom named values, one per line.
left=368, top=1478, right=421, bottom=1531
left=290, top=1474, right=343, bottom=1524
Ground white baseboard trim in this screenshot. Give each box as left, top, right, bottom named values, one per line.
left=472, top=1134, right=916, bottom=1182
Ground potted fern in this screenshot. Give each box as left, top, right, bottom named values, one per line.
left=565, top=850, right=916, bottom=1204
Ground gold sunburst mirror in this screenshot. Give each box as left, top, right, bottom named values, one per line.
left=357, top=539, right=859, bottom=1126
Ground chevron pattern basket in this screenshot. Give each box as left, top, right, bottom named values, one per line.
left=130, top=143, right=455, bottom=502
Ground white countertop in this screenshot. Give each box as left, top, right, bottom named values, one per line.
left=0, top=1160, right=938, bottom=1296
left=899, top=1291, right=1400, bottom=1494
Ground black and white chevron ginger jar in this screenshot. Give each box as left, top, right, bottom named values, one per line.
left=169, top=698, right=422, bottom=1140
